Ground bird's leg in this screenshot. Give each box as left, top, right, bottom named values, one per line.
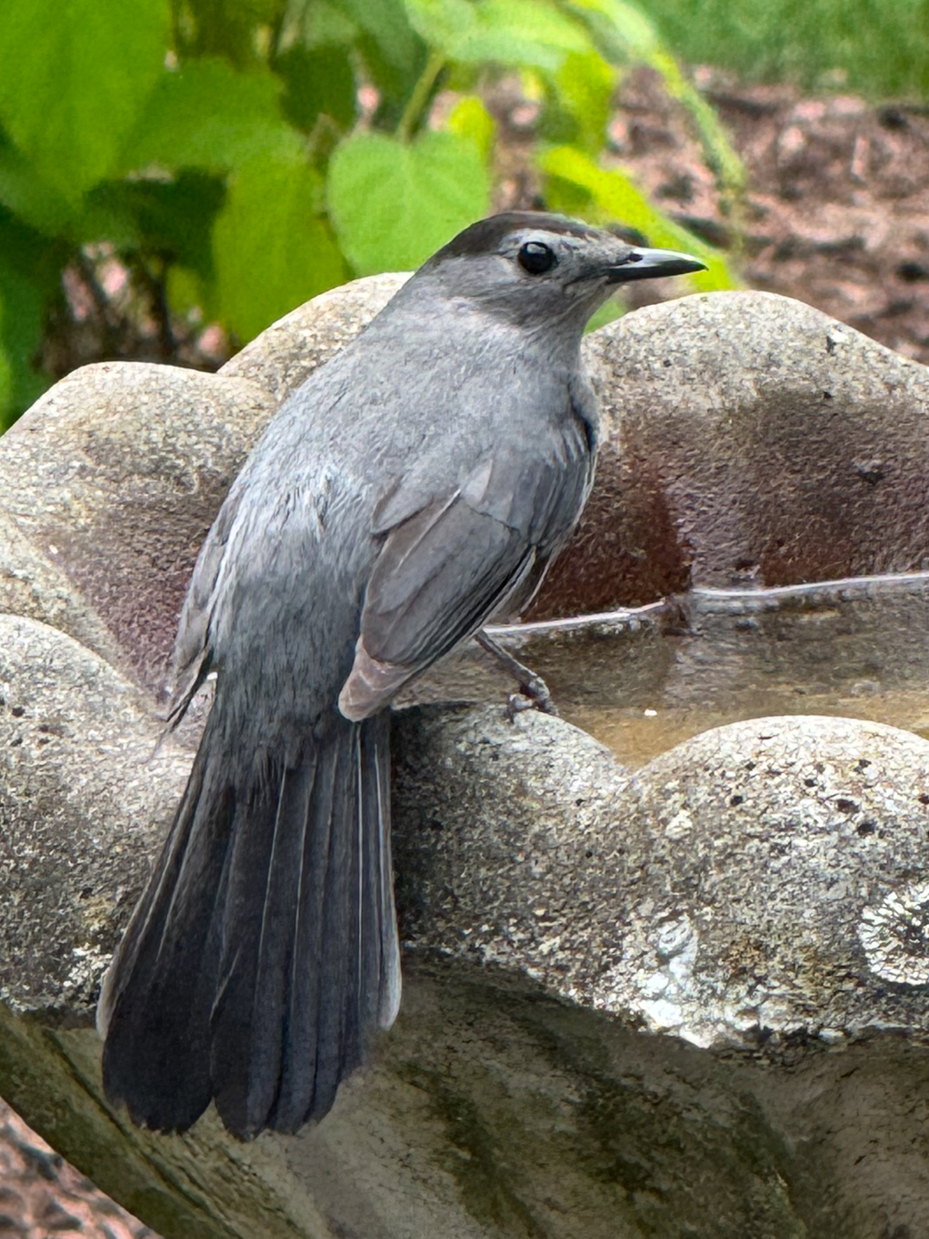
left=475, top=630, right=559, bottom=720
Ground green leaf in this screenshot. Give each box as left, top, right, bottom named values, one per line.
left=0, top=0, right=170, bottom=198
left=455, top=0, right=594, bottom=69
left=0, top=336, right=13, bottom=430
left=334, top=0, right=421, bottom=73
left=279, top=0, right=360, bottom=51
left=120, top=60, right=299, bottom=174
left=542, top=168, right=597, bottom=218
left=0, top=132, right=175, bottom=251
left=563, top=0, right=660, bottom=61
left=0, top=218, right=56, bottom=427
left=87, top=173, right=226, bottom=272
left=552, top=50, right=616, bottom=152
left=0, top=137, right=76, bottom=236
left=0, top=264, right=48, bottom=422
left=166, top=265, right=209, bottom=319
left=186, top=0, right=287, bottom=66
left=539, top=145, right=739, bottom=291
left=405, top=0, right=593, bottom=69
left=402, top=0, right=476, bottom=50
left=565, top=0, right=746, bottom=200
left=327, top=130, right=489, bottom=273
left=73, top=190, right=143, bottom=250
left=585, top=297, right=625, bottom=333
left=278, top=45, right=358, bottom=133
left=211, top=149, right=346, bottom=340
left=447, top=95, right=496, bottom=163
left=357, top=33, right=428, bottom=110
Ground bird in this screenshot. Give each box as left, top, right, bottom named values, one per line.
left=97, top=211, right=705, bottom=1139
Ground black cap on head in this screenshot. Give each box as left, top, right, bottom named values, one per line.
left=429, top=212, right=602, bottom=264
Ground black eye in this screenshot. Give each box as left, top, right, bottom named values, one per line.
left=518, top=241, right=556, bottom=275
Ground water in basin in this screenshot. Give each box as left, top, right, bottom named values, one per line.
left=406, top=572, right=929, bottom=768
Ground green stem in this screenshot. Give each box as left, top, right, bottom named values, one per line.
left=648, top=50, right=747, bottom=253
left=396, top=49, right=446, bottom=142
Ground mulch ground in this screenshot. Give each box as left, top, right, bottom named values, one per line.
left=7, top=65, right=929, bottom=1235
left=0, top=1100, right=153, bottom=1239
left=491, top=65, right=929, bottom=363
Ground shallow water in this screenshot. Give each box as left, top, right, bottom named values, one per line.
left=408, top=571, right=929, bottom=768
left=565, top=687, right=929, bottom=769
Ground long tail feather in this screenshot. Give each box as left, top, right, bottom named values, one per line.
left=99, top=704, right=399, bottom=1138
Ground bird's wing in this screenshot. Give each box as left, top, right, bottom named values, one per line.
left=165, top=483, right=244, bottom=727
left=339, top=425, right=592, bottom=720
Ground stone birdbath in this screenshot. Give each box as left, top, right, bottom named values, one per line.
left=2, top=277, right=929, bottom=1238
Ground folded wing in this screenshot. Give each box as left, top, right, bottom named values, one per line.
left=339, top=423, right=591, bottom=721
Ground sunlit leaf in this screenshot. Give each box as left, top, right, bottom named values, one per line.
left=405, top=0, right=593, bottom=69
left=565, top=0, right=746, bottom=200
left=456, top=0, right=594, bottom=70
left=553, top=51, right=616, bottom=152
left=0, top=0, right=170, bottom=198
left=327, top=129, right=489, bottom=272
left=211, top=148, right=346, bottom=340
left=543, top=168, right=598, bottom=219
left=563, top=0, right=659, bottom=61
left=447, top=95, right=496, bottom=162
left=166, top=264, right=209, bottom=319
left=539, top=145, right=739, bottom=290
left=402, top=0, right=476, bottom=50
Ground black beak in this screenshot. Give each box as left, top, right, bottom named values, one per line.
left=606, top=246, right=707, bottom=284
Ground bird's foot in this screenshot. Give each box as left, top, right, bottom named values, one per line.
left=475, top=630, right=560, bottom=722
left=504, top=674, right=559, bottom=722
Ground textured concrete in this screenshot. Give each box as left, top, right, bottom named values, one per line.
left=623, top=714, right=929, bottom=1043
left=0, top=508, right=123, bottom=669
left=393, top=706, right=929, bottom=1049
left=220, top=273, right=409, bottom=402
left=0, top=614, right=188, bottom=1014
left=0, top=362, right=276, bottom=691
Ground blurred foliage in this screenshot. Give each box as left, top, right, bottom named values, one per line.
left=641, top=0, right=929, bottom=98
left=0, top=0, right=741, bottom=427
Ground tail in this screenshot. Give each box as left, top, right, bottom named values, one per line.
left=98, top=704, right=400, bottom=1138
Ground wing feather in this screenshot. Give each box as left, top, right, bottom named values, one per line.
left=165, top=485, right=244, bottom=726
left=338, top=426, right=592, bottom=721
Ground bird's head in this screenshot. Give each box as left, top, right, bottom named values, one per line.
left=418, top=211, right=707, bottom=336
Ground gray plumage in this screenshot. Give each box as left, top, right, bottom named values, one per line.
left=97, top=211, right=704, bottom=1139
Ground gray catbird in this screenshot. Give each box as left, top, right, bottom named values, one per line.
left=98, top=211, right=705, bottom=1139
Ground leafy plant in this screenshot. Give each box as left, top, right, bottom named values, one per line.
left=0, top=0, right=741, bottom=428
